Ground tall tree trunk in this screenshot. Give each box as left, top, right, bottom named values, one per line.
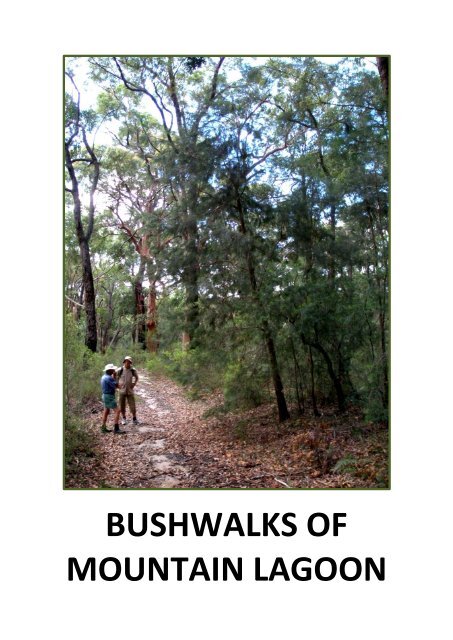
left=338, top=348, right=355, bottom=398
left=306, top=107, right=337, bottom=283
left=100, top=287, right=114, bottom=353
left=77, top=229, right=97, bottom=351
left=308, top=345, right=320, bottom=417
left=133, top=257, right=146, bottom=348
left=301, top=170, right=315, bottom=278
left=376, top=57, right=389, bottom=98
left=108, top=328, right=122, bottom=349
left=366, top=204, right=389, bottom=410
left=315, top=341, right=345, bottom=412
left=379, top=307, right=389, bottom=407
left=182, top=212, right=200, bottom=348
left=237, top=192, right=290, bottom=422
left=290, top=338, right=305, bottom=415
left=263, top=324, right=290, bottom=422
left=328, top=201, right=336, bottom=283
left=302, top=332, right=346, bottom=413
left=146, top=280, right=159, bottom=353
left=65, top=124, right=99, bottom=353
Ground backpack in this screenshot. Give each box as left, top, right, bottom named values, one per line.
left=118, top=366, right=137, bottom=379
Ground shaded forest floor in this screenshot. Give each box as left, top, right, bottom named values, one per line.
left=65, top=370, right=389, bottom=489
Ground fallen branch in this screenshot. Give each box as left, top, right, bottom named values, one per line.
left=274, top=477, right=292, bottom=488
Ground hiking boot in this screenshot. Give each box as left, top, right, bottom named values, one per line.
left=101, top=425, right=112, bottom=433
left=121, top=418, right=128, bottom=426
left=114, top=426, right=126, bottom=434
left=132, top=418, right=140, bottom=425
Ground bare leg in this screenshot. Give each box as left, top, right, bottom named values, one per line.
left=120, top=394, right=126, bottom=420
left=102, top=408, right=110, bottom=425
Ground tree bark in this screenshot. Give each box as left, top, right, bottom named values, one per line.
left=133, top=257, right=146, bottom=347
left=366, top=204, right=389, bottom=410
left=182, top=214, right=200, bottom=347
left=80, top=240, right=97, bottom=352
left=236, top=192, right=290, bottom=422
left=376, top=57, right=389, bottom=98
left=290, top=338, right=305, bottom=414
left=301, top=332, right=346, bottom=413
left=100, top=286, right=114, bottom=353
left=146, top=278, right=159, bottom=353
left=65, top=142, right=98, bottom=352
left=263, top=325, right=291, bottom=422
left=308, top=345, right=320, bottom=417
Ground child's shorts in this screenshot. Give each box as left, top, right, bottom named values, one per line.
left=102, top=393, right=117, bottom=409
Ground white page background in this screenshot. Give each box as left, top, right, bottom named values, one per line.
left=1, top=2, right=452, bottom=638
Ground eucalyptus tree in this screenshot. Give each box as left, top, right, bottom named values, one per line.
left=65, top=67, right=101, bottom=352
left=89, top=56, right=226, bottom=347
left=94, top=97, right=172, bottom=352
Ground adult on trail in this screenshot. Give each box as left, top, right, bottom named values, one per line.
left=100, top=364, right=124, bottom=434
left=117, top=356, right=140, bottom=426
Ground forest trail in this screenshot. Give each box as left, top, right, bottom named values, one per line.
left=67, top=368, right=388, bottom=490
left=66, top=57, right=389, bottom=490
left=71, top=367, right=310, bottom=489
left=93, top=370, right=206, bottom=488
left=91, top=369, right=309, bottom=489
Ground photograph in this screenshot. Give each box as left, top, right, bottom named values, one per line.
left=64, top=55, right=389, bottom=490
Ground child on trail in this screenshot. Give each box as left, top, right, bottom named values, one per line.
left=100, top=364, right=125, bottom=434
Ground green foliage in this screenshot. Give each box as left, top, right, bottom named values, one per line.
left=223, top=360, right=269, bottom=411
left=184, top=56, right=206, bottom=72
left=65, top=56, right=389, bottom=427
left=64, top=314, right=104, bottom=409
left=65, top=416, right=96, bottom=469
left=351, top=352, right=388, bottom=422
left=147, top=345, right=225, bottom=398
left=333, top=455, right=358, bottom=475
left=363, top=389, right=388, bottom=423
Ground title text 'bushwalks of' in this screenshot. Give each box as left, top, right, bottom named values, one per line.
left=107, top=512, right=348, bottom=537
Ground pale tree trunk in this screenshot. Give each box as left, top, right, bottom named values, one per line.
left=114, top=57, right=225, bottom=350
left=100, top=286, right=114, bottom=353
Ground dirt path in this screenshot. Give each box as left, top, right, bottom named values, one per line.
left=67, top=369, right=388, bottom=489
left=92, top=370, right=208, bottom=488
left=77, top=368, right=301, bottom=489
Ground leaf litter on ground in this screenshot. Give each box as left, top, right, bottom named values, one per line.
left=65, top=370, right=389, bottom=489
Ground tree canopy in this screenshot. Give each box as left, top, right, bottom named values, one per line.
left=65, top=55, right=389, bottom=424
